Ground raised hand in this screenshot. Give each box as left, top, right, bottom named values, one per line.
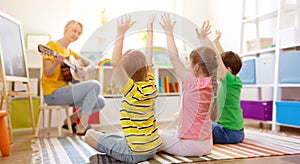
left=201, top=20, right=212, bottom=36
left=146, top=14, right=155, bottom=69
left=213, top=30, right=222, bottom=43
left=147, top=14, right=155, bottom=32
left=117, top=15, right=136, bottom=35
left=195, top=20, right=212, bottom=41
left=160, top=13, right=176, bottom=34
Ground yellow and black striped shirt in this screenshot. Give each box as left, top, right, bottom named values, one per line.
left=119, top=72, right=162, bottom=154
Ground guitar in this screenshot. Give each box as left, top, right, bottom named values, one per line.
left=37, top=44, right=86, bottom=82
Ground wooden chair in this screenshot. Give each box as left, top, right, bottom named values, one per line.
left=35, top=60, right=73, bottom=137
left=35, top=104, right=73, bottom=137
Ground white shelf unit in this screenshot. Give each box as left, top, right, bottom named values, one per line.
left=95, top=66, right=182, bottom=125
left=240, top=0, right=300, bottom=130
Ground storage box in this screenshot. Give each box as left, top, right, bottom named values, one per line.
left=276, top=101, right=300, bottom=126
left=279, top=27, right=300, bottom=46
left=241, top=88, right=273, bottom=101
left=279, top=52, right=300, bottom=83
left=247, top=38, right=273, bottom=52
left=241, top=100, right=272, bottom=121
left=256, top=55, right=274, bottom=84
left=11, top=98, right=40, bottom=129
left=73, top=107, right=100, bottom=124
left=238, top=59, right=256, bottom=84
left=281, top=88, right=300, bottom=101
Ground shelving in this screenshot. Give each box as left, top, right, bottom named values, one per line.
left=239, top=0, right=300, bottom=130
left=97, top=66, right=182, bottom=97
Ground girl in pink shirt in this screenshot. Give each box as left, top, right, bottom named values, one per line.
left=158, top=14, right=219, bottom=156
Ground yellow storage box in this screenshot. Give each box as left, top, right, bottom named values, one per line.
left=11, top=97, right=40, bottom=129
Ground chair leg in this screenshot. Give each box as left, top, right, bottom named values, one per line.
left=48, top=110, right=52, bottom=135
left=57, top=109, right=61, bottom=136
left=65, top=107, right=73, bottom=134
left=35, top=109, right=44, bottom=137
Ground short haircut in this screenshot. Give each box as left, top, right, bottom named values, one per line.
left=221, top=51, right=242, bottom=75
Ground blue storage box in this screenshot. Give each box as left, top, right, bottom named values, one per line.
left=238, top=59, right=256, bottom=84
left=279, top=52, right=300, bottom=83
left=276, top=101, right=300, bottom=126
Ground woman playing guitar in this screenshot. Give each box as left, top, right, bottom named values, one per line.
left=41, top=20, right=105, bottom=135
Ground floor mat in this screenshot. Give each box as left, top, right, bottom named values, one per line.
left=31, top=129, right=300, bottom=163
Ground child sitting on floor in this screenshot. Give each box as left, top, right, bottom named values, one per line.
left=84, top=15, right=162, bottom=163
left=200, top=20, right=244, bottom=144
left=158, top=13, right=219, bottom=157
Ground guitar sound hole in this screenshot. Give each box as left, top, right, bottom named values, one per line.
left=61, top=63, right=73, bottom=82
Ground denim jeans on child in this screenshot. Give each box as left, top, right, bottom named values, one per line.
left=212, top=122, right=244, bottom=144
left=96, top=133, right=156, bottom=164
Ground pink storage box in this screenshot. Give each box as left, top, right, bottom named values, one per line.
left=241, top=100, right=272, bottom=121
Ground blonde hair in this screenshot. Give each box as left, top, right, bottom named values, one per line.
left=190, top=47, right=219, bottom=121
left=64, top=20, right=83, bottom=35
left=122, top=50, right=148, bottom=82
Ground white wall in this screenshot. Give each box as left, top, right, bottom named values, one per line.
left=0, top=0, right=288, bottom=55
left=181, top=0, right=242, bottom=53
left=0, top=0, right=72, bottom=41
left=0, top=0, right=242, bottom=54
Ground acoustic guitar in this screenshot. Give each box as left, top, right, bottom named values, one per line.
left=37, top=44, right=85, bottom=82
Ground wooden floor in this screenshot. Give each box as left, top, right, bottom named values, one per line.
left=1, top=119, right=300, bottom=164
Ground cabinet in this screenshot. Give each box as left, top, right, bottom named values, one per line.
left=95, top=66, right=182, bottom=125
left=239, top=0, right=300, bottom=130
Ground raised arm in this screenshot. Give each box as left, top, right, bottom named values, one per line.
left=212, top=30, right=225, bottom=55
left=196, top=20, right=227, bottom=80
left=111, top=16, right=136, bottom=86
left=160, top=13, right=189, bottom=81
left=145, top=15, right=155, bottom=71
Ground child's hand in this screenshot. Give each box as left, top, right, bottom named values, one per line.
left=117, top=15, right=136, bottom=35
left=201, top=20, right=212, bottom=36
left=160, top=13, right=176, bottom=34
left=147, top=14, right=155, bottom=32
left=195, top=20, right=212, bottom=41
left=213, top=30, right=222, bottom=43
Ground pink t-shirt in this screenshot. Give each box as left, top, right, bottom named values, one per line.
left=178, top=72, right=213, bottom=140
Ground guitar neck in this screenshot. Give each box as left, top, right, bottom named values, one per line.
left=63, top=59, right=77, bottom=71
left=38, top=44, right=77, bottom=72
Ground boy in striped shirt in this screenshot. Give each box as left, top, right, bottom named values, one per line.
left=84, top=15, right=162, bottom=163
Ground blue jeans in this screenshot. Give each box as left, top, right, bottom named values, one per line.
left=212, top=122, right=244, bottom=144
left=96, top=133, right=156, bottom=164
left=44, top=80, right=105, bottom=115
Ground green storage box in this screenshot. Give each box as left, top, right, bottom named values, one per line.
left=11, top=97, right=40, bottom=129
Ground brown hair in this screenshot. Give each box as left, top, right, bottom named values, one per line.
left=64, top=20, right=83, bottom=35
left=190, top=47, right=219, bottom=121
left=190, top=50, right=209, bottom=77
left=122, top=50, right=148, bottom=82
left=221, top=51, right=242, bottom=75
